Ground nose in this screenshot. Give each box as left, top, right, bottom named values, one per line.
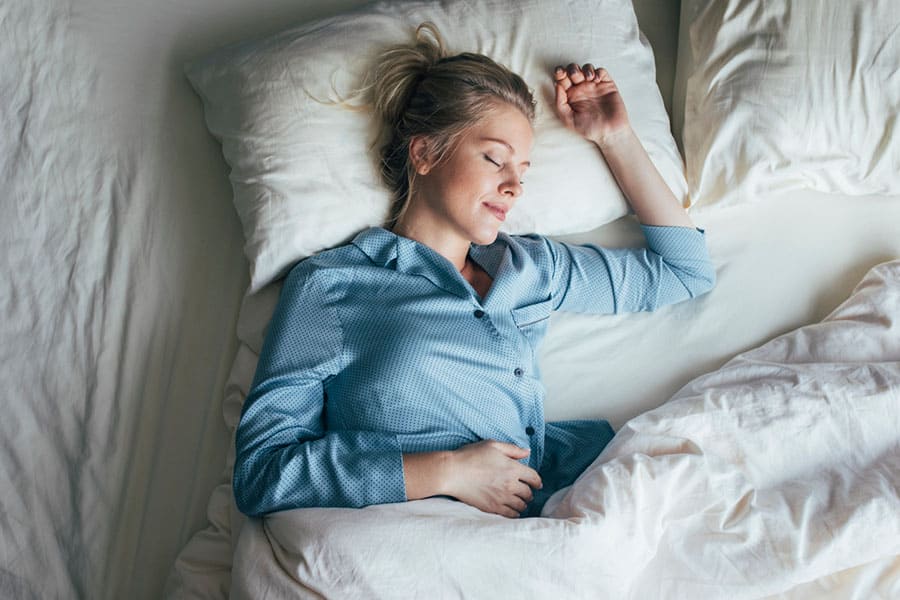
left=499, top=175, right=524, bottom=199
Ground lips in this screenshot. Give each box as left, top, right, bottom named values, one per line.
left=483, top=202, right=508, bottom=222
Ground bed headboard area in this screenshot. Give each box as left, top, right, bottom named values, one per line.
left=632, top=0, right=682, bottom=113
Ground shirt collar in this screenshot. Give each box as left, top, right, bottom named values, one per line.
left=350, top=227, right=398, bottom=268
left=469, top=234, right=509, bottom=279
left=351, top=227, right=511, bottom=302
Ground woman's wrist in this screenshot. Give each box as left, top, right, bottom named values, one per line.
left=590, top=123, right=637, bottom=153
left=402, top=450, right=453, bottom=500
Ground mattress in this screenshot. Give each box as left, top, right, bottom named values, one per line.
left=2, top=0, right=898, bottom=598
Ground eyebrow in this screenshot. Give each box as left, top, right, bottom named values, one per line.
left=480, top=137, right=531, bottom=167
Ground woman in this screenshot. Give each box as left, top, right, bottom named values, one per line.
left=233, top=24, right=715, bottom=519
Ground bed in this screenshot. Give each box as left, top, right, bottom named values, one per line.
left=2, top=0, right=898, bottom=598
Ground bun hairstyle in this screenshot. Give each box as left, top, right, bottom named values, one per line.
left=369, top=23, right=536, bottom=226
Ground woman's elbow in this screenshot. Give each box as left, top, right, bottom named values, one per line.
left=232, top=455, right=271, bottom=518
left=233, top=488, right=266, bottom=518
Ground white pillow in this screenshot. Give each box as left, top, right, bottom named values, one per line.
left=186, top=0, right=686, bottom=292
left=681, top=0, right=900, bottom=207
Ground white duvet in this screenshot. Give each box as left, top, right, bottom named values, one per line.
left=228, top=260, right=900, bottom=599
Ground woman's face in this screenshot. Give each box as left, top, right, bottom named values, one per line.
left=411, top=103, right=534, bottom=247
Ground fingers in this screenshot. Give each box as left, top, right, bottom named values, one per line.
left=553, top=67, right=572, bottom=127
left=567, top=63, right=586, bottom=84
left=553, top=63, right=611, bottom=88
left=594, top=66, right=610, bottom=82
left=500, top=506, right=520, bottom=519
left=515, top=481, right=534, bottom=504
left=453, top=440, right=545, bottom=518
left=493, top=444, right=542, bottom=517
left=582, top=63, right=596, bottom=80
left=518, top=465, right=544, bottom=490
left=554, top=81, right=570, bottom=113
left=497, top=484, right=531, bottom=518
left=553, top=65, right=571, bottom=94
left=492, top=441, right=531, bottom=460
left=507, top=494, right=529, bottom=514
left=488, top=441, right=543, bottom=489
left=505, top=479, right=539, bottom=518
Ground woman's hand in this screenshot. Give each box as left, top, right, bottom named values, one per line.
left=403, top=441, right=542, bottom=518
left=553, top=63, right=630, bottom=147
left=550, top=62, right=694, bottom=228
left=445, top=440, right=543, bottom=518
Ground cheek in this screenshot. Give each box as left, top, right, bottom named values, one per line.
left=442, top=168, right=485, bottom=200
left=443, top=160, right=475, bottom=183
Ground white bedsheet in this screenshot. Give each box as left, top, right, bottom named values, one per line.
left=3, top=0, right=900, bottom=598
left=227, top=259, right=900, bottom=599
left=2, top=1, right=247, bottom=597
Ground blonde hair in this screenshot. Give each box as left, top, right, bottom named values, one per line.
left=368, top=23, right=535, bottom=226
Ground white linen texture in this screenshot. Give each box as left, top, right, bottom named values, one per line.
left=227, top=259, right=900, bottom=599
left=185, top=0, right=686, bottom=292
left=681, top=0, right=900, bottom=207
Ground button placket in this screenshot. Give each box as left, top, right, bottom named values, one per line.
left=470, top=304, right=501, bottom=339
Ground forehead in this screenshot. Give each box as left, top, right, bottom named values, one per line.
left=468, top=103, right=534, bottom=155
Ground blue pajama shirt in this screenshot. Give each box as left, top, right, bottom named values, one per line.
left=234, top=224, right=715, bottom=517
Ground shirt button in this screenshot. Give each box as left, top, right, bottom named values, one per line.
left=473, top=309, right=485, bottom=319
left=513, top=367, right=524, bottom=377
left=525, top=426, right=535, bottom=435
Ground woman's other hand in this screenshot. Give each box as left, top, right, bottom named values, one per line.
left=550, top=62, right=694, bottom=227
left=446, top=440, right=543, bottom=518
left=553, top=63, right=630, bottom=147
left=403, top=441, right=542, bottom=518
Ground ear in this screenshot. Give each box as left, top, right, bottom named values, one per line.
left=409, top=136, right=435, bottom=175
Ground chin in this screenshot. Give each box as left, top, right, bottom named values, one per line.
left=471, top=228, right=500, bottom=246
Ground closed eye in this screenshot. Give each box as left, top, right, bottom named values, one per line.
left=485, top=153, right=525, bottom=185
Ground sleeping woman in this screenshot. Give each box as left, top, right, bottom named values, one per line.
left=232, top=23, right=715, bottom=519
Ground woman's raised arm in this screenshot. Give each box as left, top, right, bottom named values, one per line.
left=553, top=63, right=694, bottom=229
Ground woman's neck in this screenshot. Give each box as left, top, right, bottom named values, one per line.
left=391, top=213, right=469, bottom=273
left=392, top=212, right=493, bottom=299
